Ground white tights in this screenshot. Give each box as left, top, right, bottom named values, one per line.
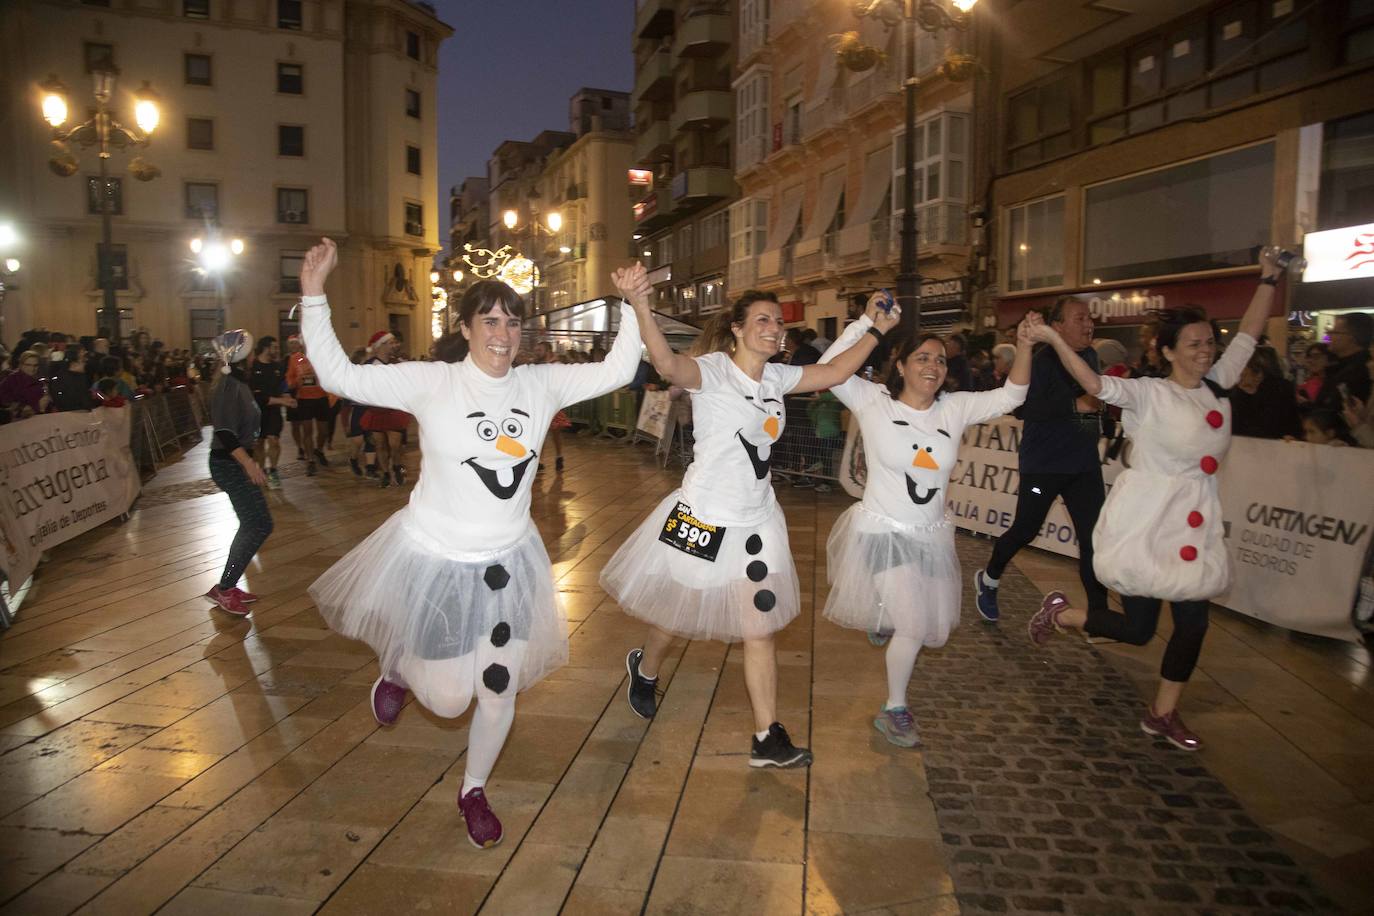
left=462, top=695, right=515, bottom=795
left=884, top=636, right=921, bottom=710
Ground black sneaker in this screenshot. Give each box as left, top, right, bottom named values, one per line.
left=393, top=465, right=406, bottom=486
left=974, top=569, right=1000, bottom=622
left=379, top=472, right=392, bottom=489
left=555, top=456, right=564, bottom=472
left=625, top=648, right=659, bottom=719
left=365, top=464, right=379, bottom=479
left=750, top=722, right=813, bottom=769
left=306, top=461, right=317, bottom=477
left=314, top=449, right=330, bottom=467
left=349, top=457, right=363, bottom=477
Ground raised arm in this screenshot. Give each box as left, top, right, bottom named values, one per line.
left=815, top=312, right=881, bottom=408
left=528, top=268, right=645, bottom=406
left=793, top=295, right=901, bottom=394
left=619, top=263, right=700, bottom=389
left=1237, top=246, right=1282, bottom=342
left=957, top=316, right=1037, bottom=426
left=1030, top=319, right=1102, bottom=397
left=297, top=238, right=436, bottom=410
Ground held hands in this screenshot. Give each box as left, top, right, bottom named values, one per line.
left=611, top=262, right=653, bottom=310
left=1258, top=245, right=1282, bottom=278
left=1015, top=312, right=1042, bottom=347
left=867, top=291, right=901, bottom=335
left=1026, top=311, right=1058, bottom=345
left=1344, top=395, right=1365, bottom=431
left=300, top=238, right=338, bottom=297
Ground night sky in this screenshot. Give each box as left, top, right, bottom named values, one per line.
left=432, top=0, right=634, bottom=251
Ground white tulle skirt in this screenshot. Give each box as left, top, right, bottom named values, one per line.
left=600, top=490, right=800, bottom=642
left=822, top=504, right=962, bottom=646
left=308, top=511, right=566, bottom=717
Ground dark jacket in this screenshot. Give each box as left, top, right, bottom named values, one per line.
left=1317, top=351, right=1372, bottom=413
left=1231, top=377, right=1302, bottom=440
left=50, top=367, right=95, bottom=411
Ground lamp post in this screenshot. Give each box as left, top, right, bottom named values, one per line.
left=845, top=0, right=977, bottom=335
left=39, top=67, right=162, bottom=343
left=190, top=234, right=245, bottom=332
left=502, top=204, right=562, bottom=313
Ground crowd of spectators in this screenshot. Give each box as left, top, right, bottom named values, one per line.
left=0, top=328, right=200, bottom=425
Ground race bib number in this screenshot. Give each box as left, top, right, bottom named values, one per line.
left=658, top=501, right=724, bottom=562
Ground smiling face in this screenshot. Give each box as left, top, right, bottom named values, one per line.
left=732, top=301, right=785, bottom=360
left=462, top=408, right=537, bottom=499
left=462, top=303, right=522, bottom=378
left=897, top=339, right=948, bottom=401
left=1163, top=321, right=1216, bottom=380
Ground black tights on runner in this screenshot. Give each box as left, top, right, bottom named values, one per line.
left=209, top=454, right=274, bottom=589
left=1086, top=597, right=1210, bottom=682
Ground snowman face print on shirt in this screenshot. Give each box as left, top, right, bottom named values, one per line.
left=892, top=420, right=952, bottom=505
left=737, top=395, right=784, bottom=479
left=462, top=408, right=538, bottom=499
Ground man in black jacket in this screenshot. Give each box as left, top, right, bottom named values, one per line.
left=1317, top=312, right=1372, bottom=413
left=974, top=296, right=1109, bottom=623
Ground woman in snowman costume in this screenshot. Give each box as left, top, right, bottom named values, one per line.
left=818, top=298, right=1039, bottom=747
left=295, top=239, right=645, bottom=847
left=1025, top=247, right=1287, bottom=751
left=604, top=288, right=900, bottom=767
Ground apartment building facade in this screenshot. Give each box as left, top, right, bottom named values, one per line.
left=729, top=0, right=976, bottom=338
left=631, top=0, right=738, bottom=321
left=0, top=0, right=451, bottom=353
left=978, top=0, right=1374, bottom=355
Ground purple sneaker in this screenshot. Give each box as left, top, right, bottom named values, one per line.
left=457, top=787, right=503, bottom=848
left=370, top=675, right=406, bottom=726
left=1141, top=706, right=1203, bottom=752
left=1028, top=591, right=1069, bottom=647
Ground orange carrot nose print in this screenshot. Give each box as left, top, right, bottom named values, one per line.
left=763, top=416, right=780, bottom=440
left=913, top=447, right=939, bottom=470
left=496, top=434, right=527, bottom=458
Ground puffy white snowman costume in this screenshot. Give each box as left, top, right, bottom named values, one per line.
left=299, top=294, right=642, bottom=717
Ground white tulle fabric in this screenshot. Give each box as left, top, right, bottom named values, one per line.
left=822, top=504, right=962, bottom=645
left=307, top=512, right=566, bottom=714
left=600, top=489, right=800, bottom=642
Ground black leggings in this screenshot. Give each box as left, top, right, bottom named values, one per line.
left=987, top=469, right=1108, bottom=612
left=1086, top=597, right=1210, bottom=682
left=209, top=453, right=274, bottom=590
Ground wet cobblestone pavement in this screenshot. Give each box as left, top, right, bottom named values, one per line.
left=909, top=539, right=1338, bottom=915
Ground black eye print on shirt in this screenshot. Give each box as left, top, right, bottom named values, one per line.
left=476, top=419, right=498, bottom=441
left=502, top=417, right=524, bottom=437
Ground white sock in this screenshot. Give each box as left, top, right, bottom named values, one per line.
left=754, top=729, right=769, bottom=741
left=461, top=695, right=515, bottom=796
left=885, top=636, right=921, bottom=710
left=981, top=570, right=1000, bottom=588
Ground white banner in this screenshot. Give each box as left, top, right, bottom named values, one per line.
left=843, top=416, right=1372, bottom=642
left=636, top=389, right=672, bottom=440
left=0, top=408, right=141, bottom=587
left=1216, top=438, right=1372, bottom=642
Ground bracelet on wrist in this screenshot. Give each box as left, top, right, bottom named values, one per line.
left=866, top=326, right=885, bottom=343
left=1259, top=274, right=1279, bottom=286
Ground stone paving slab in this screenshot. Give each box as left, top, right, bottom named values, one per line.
left=909, top=538, right=1338, bottom=915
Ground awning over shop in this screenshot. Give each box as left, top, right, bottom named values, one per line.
left=994, top=273, right=1284, bottom=329
left=532, top=297, right=701, bottom=350
left=800, top=166, right=846, bottom=242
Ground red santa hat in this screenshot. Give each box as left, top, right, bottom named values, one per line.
left=367, top=331, right=395, bottom=352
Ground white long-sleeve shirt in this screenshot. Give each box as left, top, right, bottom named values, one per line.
left=821, top=316, right=1028, bottom=527
left=300, top=296, right=642, bottom=553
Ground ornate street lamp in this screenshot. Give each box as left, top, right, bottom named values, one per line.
left=501, top=198, right=563, bottom=313
left=39, top=68, right=162, bottom=342
left=843, top=0, right=978, bottom=335
left=190, top=234, right=245, bottom=331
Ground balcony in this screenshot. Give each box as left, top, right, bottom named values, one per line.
left=634, top=119, right=672, bottom=164
left=672, top=10, right=731, bottom=58
left=771, top=0, right=814, bottom=38
left=846, top=70, right=901, bottom=116
left=636, top=0, right=675, bottom=40
left=670, top=89, right=731, bottom=133
left=670, top=166, right=735, bottom=211
left=634, top=50, right=674, bottom=102
left=634, top=187, right=676, bottom=232
left=801, top=92, right=846, bottom=142
left=836, top=217, right=893, bottom=272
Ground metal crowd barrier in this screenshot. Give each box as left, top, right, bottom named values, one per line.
left=126, top=386, right=206, bottom=477
left=769, top=394, right=847, bottom=489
